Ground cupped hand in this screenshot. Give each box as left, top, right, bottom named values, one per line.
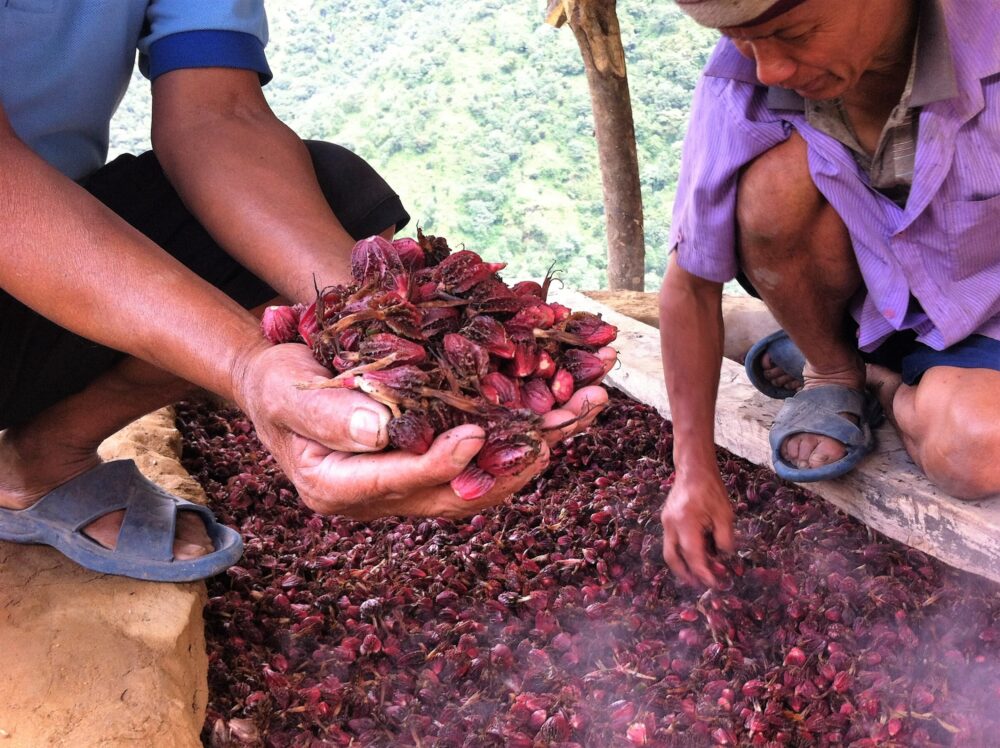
left=539, top=346, right=617, bottom=444
left=233, top=343, right=617, bottom=520
left=661, top=468, right=736, bottom=587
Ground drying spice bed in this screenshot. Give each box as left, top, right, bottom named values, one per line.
left=178, top=394, right=1000, bottom=748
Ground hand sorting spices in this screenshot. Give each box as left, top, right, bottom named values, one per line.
left=252, top=232, right=618, bottom=520
left=660, top=468, right=735, bottom=588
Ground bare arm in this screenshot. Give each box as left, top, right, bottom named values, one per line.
left=151, top=67, right=361, bottom=303
left=0, top=102, right=264, bottom=399
left=146, top=67, right=618, bottom=518
left=658, top=257, right=735, bottom=586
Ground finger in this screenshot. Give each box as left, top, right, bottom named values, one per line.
left=677, top=526, right=717, bottom=588
left=540, top=386, right=609, bottom=443
left=661, top=528, right=696, bottom=586
left=595, top=346, right=618, bottom=379
left=301, top=424, right=486, bottom=511
left=712, top=511, right=737, bottom=556
left=292, top=386, right=393, bottom=453
left=569, top=385, right=609, bottom=429
left=360, top=441, right=551, bottom=520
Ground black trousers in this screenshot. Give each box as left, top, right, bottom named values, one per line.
left=0, top=141, right=410, bottom=429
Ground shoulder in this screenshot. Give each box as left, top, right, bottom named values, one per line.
left=942, top=0, right=1000, bottom=80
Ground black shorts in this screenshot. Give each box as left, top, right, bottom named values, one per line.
left=734, top=272, right=1000, bottom=385
left=0, top=141, right=410, bottom=429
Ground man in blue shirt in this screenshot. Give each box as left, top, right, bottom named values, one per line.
left=0, top=1, right=612, bottom=581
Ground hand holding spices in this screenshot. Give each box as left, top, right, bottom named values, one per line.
left=253, top=231, right=617, bottom=518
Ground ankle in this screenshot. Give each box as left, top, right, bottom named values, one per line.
left=802, top=354, right=866, bottom=390
left=0, top=428, right=101, bottom=508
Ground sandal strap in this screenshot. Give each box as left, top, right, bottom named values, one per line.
left=769, top=386, right=870, bottom=451
left=24, top=460, right=215, bottom=563
left=115, top=474, right=180, bottom=562
left=745, top=330, right=807, bottom=400
left=24, top=460, right=135, bottom=529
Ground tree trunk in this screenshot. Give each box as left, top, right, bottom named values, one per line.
left=562, top=0, right=645, bottom=290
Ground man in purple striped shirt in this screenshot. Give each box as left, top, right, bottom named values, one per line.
left=659, top=0, right=1000, bottom=585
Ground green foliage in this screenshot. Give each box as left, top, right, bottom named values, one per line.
left=108, top=1, right=718, bottom=290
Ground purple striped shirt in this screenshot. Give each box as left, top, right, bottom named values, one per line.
left=670, top=0, right=1000, bottom=352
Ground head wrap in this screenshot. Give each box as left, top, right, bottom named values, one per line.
left=675, top=0, right=809, bottom=28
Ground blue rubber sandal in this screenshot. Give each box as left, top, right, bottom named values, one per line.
left=769, top=385, right=882, bottom=482
left=745, top=330, right=807, bottom=399
left=0, top=459, right=242, bottom=582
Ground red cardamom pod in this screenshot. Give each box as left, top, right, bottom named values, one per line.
left=561, top=348, right=605, bottom=387
left=550, top=368, right=575, bottom=404
left=261, top=305, right=301, bottom=344
left=450, top=465, right=496, bottom=501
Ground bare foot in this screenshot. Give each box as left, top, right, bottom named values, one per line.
left=761, top=353, right=867, bottom=471
left=0, top=430, right=213, bottom=561
left=760, top=351, right=804, bottom=393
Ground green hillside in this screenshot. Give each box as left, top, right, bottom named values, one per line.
left=109, top=1, right=719, bottom=290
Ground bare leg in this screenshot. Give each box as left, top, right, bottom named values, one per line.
left=868, top=364, right=1000, bottom=499
left=0, top=354, right=215, bottom=558
left=1, top=222, right=398, bottom=561
left=737, top=132, right=866, bottom=470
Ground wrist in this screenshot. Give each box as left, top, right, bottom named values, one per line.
left=673, top=444, right=720, bottom=481
left=227, top=336, right=274, bottom=412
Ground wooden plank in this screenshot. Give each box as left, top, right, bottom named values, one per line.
left=581, top=290, right=783, bottom=362
left=552, top=287, right=1000, bottom=584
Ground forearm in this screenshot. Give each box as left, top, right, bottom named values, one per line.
left=0, top=130, right=267, bottom=401
left=659, top=258, right=725, bottom=475
left=152, top=71, right=357, bottom=304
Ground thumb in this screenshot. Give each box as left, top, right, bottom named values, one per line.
left=434, top=424, right=486, bottom=470
left=290, top=387, right=392, bottom=453
left=712, top=513, right=736, bottom=556
left=408, top=424, right=486, bottom=485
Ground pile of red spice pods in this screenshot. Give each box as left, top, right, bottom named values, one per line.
left=260, top=232, right=616, bottom=500
left=179, top=394, right=1000, bottom=748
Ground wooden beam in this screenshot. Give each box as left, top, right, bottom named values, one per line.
left=582, top=290, right=782, bottom=362
left=551, top=287, right=1000, bottom=584
left=545, top=0, right=568, bottom=28
left=548, top=0, right=646, bottom=291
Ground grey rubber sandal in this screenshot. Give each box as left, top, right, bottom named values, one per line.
left=0, top=459, right=243, bottom=582
left=745, top=330, right=807, bottom=399
left=769, top=385, right=882, bottom=482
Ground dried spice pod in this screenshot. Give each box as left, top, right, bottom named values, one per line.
left=261, top=304, right=301, bottom=345
left=561, top=348, right=605, bottom=387
left=388, top=411, right=435, bottom=455
left=182, top=392, right=1000, bottom=748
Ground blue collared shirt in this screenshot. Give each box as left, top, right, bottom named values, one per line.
left=0, top=0, right=272, bottom=181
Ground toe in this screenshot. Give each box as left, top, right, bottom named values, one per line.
left=761, top=359, right=803, bottom=393
left=782, top=433, right=847, bottom=469
left=174, top=512, right=213, bottom=560
left=806, top=437, right=847, bottom=468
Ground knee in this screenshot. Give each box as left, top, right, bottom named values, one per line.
left=303, top=140, right=410, bottom=239
left=736, top=133, right=823, bottom=252
left=902, top=381, right=1000, bottom=500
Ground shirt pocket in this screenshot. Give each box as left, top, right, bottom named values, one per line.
left=944, top=193, right=1000, bottom=281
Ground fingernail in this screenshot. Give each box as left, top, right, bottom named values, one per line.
left=350, top=407, right=384, bottom=447
left=451, top=433, right=485, bottom=466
